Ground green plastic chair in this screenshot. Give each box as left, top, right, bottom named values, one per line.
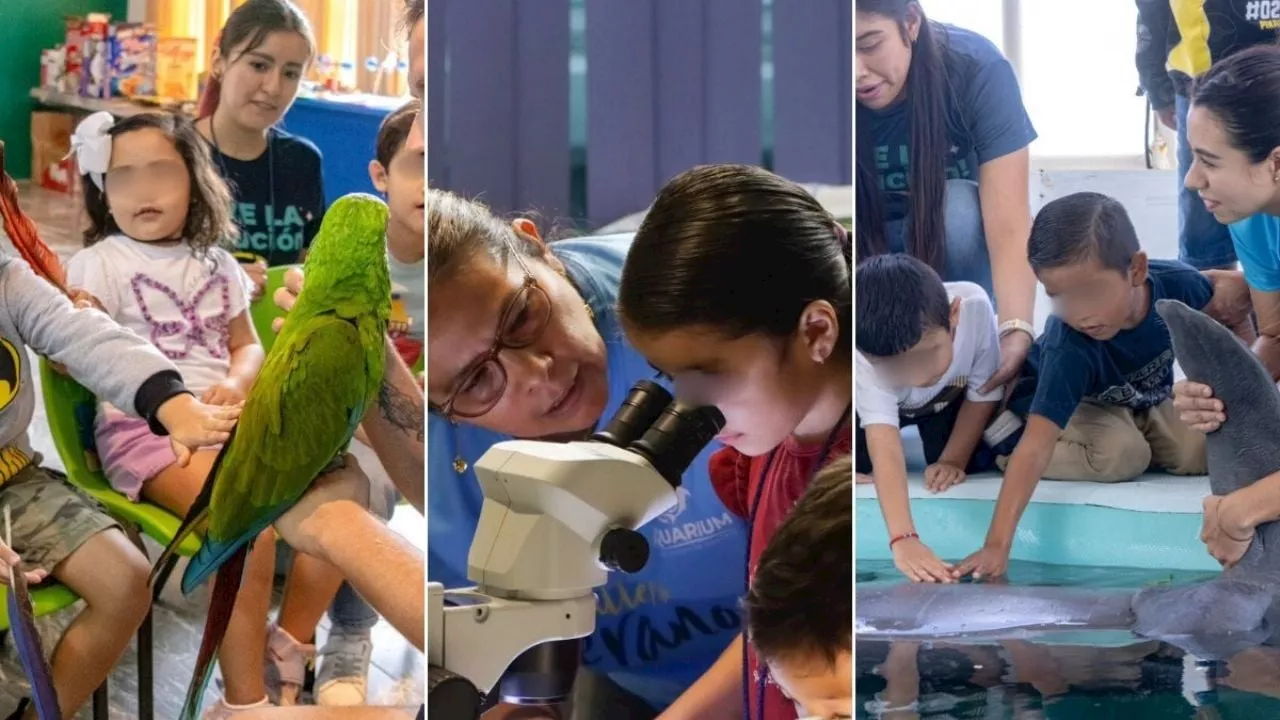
left=253, top=264, right=297, bottom=352
left=34, top=264, right=296, bottom=719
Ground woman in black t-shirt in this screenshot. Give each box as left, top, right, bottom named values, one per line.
left=196, top=0, right=327, bottom=300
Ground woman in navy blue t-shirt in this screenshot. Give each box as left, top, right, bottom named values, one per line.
left=856, top=0, right=1038, bottom=389
left=196, top=0, right=327, bottom=300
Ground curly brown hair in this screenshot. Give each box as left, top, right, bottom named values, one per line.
left=82, top=112, right=237, bottom=257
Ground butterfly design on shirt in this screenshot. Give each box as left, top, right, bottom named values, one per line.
left=130, top=274, right=233, bottom=361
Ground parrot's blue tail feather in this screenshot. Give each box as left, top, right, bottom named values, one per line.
left=180, top=547, right=247, bottom=720
left=8, top=570, right=61, bottom=720
left=180, top=500, right=291, bottom=596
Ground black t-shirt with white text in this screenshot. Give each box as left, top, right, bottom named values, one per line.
left=210, top=127, right=326, bottom=266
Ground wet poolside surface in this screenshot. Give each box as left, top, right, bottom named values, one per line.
left=856, top=560, right=1280, bottom=718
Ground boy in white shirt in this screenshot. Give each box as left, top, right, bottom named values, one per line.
left=855, top=254, right=1010, bottom=582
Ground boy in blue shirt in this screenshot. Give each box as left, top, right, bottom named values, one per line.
left=957, top=191, right=1250, bottom=580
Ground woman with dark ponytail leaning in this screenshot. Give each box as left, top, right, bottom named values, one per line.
left=619, top=165, right=853, bottom=720
left=856, top=0, right=1039, bottom=390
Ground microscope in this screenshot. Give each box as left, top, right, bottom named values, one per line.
left=426, top=381, right=725, bottom=718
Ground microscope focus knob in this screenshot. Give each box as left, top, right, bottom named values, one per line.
left=600, top=528, right=650, bottom=574
left=428, top=665, right=482, bottom=720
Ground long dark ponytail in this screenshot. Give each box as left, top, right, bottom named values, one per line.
left=855, top=0, right=949, bottom=275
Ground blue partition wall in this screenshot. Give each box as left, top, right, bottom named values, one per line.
left=428, top=0, right=853, bottom=229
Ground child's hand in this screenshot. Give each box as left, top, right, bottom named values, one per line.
left=201, top=378, right=247, bottom=407
left=892, top=537, right=954, bottom=583
left=156, top=393, right=242, bottom=467
left=0, top=538, right=48, bottom=586
left=924, top=462, right=966, bottom=493
left=1173, top=380, right=1225, bottom=433
left=953, top=544, right=1010, bottom=582
left=271, top=267, right=305, bottom=334
left=68, top=287, right=105, bottom=312
left=416, top=371, right=425, bottom=390
left=241, top=259, right=268, bottom=302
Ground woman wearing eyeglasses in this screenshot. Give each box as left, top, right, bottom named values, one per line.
left=425, top=189, right=749, bottom=718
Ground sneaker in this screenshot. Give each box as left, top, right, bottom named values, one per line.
left=314, top=626, right=374, bottom=706
left=201, top=696, right=272, bottom=719
left=264, top=624, right=315, bottom=706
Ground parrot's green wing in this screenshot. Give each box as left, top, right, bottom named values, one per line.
left=183, top=313, right=371, bottom=591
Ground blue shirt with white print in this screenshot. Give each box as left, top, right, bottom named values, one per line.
left=1014, top=260, right=1212, bottom=428
left=426, top=234, right=748, bottom=710
left=210, top=127, right=326, bottom=266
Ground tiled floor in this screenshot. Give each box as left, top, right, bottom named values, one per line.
left=0, top=183, right=424, bottom=717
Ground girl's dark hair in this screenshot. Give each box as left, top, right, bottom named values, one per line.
left=1192, top=44, right=1280, bottom=164
left=197, top=0, right=315, bottom=119
left=619, top=164, right=850, bottom=350
left=855, top=0, right=950, bottom=274
left=83, top=113, right=238, bottom=256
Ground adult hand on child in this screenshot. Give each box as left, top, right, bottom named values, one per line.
left=201, top=378, right=247, bottom=407
left=1202, top=494, right=1253, bottom=568
left=0, top=538, right=47, bottom=587
left=924, top=461, right=966, bottom=493
left=271, top=267, right=305, bottom=333
left=156, top=394, right=242, bottom=468
left=892, top=537, right=955, bottom=583
left=1172, top=380, right=1225, bottom=433
left=953, top=543, right=1010, bottom=581
left=980, top=330, right=1032, bottom=394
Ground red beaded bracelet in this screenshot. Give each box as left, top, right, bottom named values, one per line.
left=889, top=532, right=919, bottom=548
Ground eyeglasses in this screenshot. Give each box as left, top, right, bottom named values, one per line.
left=437, top=254, right=553, bottom=419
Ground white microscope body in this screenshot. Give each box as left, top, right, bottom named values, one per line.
left=427, top=382, right=724, bottom=718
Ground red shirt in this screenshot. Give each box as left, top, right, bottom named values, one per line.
left=709, top=425, right=852, bottom=720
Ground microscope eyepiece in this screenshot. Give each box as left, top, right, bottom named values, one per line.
left=629, top=401, right=725, bottom=488
left=590, top=380, right=672, bottom=448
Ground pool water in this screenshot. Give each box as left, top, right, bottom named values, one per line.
left=856, top=560, right=1280, bottom=718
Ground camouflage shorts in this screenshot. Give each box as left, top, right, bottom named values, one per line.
left=0, top=456, right=118, bottom=573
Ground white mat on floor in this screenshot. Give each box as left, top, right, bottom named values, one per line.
left=855, top=471, right=1211, bottom=515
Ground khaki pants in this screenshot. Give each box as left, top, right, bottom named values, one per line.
left=999, top=399, right=1206, bottom=483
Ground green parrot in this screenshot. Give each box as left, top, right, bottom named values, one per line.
left=149, top=192, right=392, bottom=719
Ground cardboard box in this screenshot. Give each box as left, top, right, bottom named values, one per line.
left=109, top=22, right=157, bottom=98
left=30, top=112, right=76, bottom=195
left=156, top=37, right=198, bottom=101
left=80, top=13, right=111, bottom=99
left=63, top=17, right=85, bottom=95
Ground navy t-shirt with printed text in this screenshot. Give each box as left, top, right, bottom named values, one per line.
left=211, top=127, right=326, bottom=266
left=859, top=23, right=1037, bottom=223
left=1016, top=260, right=1212, bottom=429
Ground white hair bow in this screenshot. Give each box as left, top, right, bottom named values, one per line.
left=68, top=111, right=115, bottom=190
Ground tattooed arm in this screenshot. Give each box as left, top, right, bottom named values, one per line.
left=360, top=336, right=425, bottom=512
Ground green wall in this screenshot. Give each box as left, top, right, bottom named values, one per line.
left=0, top=0, right=128, bottom=180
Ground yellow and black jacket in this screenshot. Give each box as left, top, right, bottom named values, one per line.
left=1136, top=0, right=1280, bottom=108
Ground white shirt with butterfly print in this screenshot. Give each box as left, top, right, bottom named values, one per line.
left=66, top=234, right=254, bottom=401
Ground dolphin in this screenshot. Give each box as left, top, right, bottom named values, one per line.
left=857, top=299, right=1280, bottom=660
